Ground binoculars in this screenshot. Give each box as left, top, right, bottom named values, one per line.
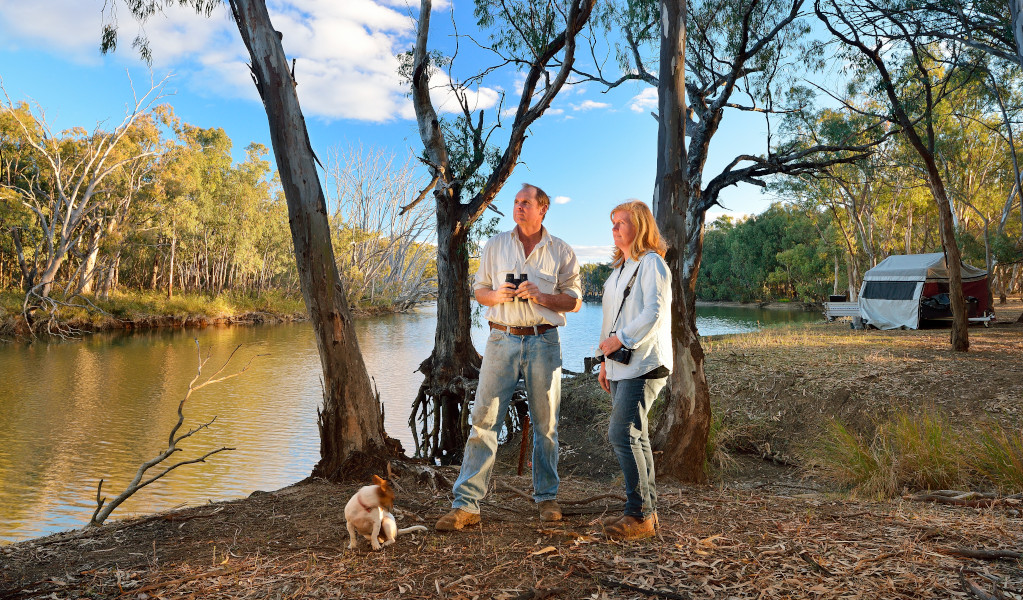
left=505, top=273, right=528, bottom=301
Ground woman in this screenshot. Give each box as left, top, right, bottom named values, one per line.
left=597, top=200, right=672, bottom=541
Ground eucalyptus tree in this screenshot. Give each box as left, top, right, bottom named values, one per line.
left=888, top=0, right=1023, bottom=69
left=76, top=109, right=165, bottom=296
left=406, top=0, right=595, bottom=462
left=104, top=0, right=397, bottom=480
left=778, top=107, right=927, bottom=296
left=326, top=146, right=436, bottom=309
left=577, top=0, right=875, bottom=481
left=0, top=81, right=165, bottom=302
left=816, top=0, right=985, bottom=351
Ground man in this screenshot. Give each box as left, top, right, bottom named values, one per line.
left=435, top=183, right=581, bottom=531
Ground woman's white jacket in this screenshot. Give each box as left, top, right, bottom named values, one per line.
left=599, top=252, right=673, bottom=381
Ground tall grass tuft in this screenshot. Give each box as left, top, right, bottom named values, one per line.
left=884, top=410, right=966, bottom=492
left=972, top=423, right=1023, bottom=494
left=812, top=409, right=968, bottom=498
left=813, top=420, right=889, bottom=497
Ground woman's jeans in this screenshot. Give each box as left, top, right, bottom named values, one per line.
left=451, top=328, right=562, bottom=514
left=608, top=377, right=666, bottom=519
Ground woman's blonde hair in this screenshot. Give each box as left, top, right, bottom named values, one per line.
left=610, top=200, right=667, bottom=267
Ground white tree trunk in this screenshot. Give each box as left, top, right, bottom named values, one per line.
left=1011, top=0, right=1023, bottom=67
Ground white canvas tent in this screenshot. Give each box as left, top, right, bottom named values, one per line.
left=858, top=253, right=989, bottom=330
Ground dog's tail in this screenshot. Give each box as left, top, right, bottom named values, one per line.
left=397, top=525, right=428, bottom=535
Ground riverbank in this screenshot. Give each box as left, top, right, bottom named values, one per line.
left=695, top=298, right=819, bottom=311
left=0, top=290, right=425, bottom=340
left=3, top=302, right=1021, bottom=597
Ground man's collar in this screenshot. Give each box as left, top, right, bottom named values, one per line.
left=512, top=225, right=549, bottom=246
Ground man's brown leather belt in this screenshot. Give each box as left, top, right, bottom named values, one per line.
left=488, top=322, right=556, bottom=336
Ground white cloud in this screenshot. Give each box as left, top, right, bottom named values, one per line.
left=574, top=100, right=609, bottom=111
left=572, top=245, right=615, bottom=264
left=629, top=87, right=658, bottom=113
left=0, top=0, right=466, bottom=123
left=427, top=73, right=501, bottom=117
left=553, top=195, right=571, bottom=204
left=510, top=72, right=528, bottom=97
left=0, top=2, right=103, bottom=63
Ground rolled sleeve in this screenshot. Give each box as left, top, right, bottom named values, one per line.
left=473, top=238, right=495, bottom=291
left=555, top=241, right=581, bottom=299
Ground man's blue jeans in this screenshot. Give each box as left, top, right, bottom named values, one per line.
left=608, top=377, right=666, bottom=519
left=451, top=327, right=562, bottom=513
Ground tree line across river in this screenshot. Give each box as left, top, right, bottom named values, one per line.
left=0, top=102, right=437, bottom=316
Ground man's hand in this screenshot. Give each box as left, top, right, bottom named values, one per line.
left=514, top=281, right=580, bottom=312
left=514, top=280, right=541, bottom=302
left=494, top=281, right=518, bottom=303
left=598, top=334, right=624, bottom=356
left=476, top=282, right=518, bottom=306
left=598, top=362, right=610, bottom=393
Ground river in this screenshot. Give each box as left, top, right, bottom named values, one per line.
left=0, top=302, right=819, bottom=542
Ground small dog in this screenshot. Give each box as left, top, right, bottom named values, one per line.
left=345, top=475, right=427, bottom=550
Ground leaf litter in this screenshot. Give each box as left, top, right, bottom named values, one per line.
left=2, top=302, right=1022, bottom=599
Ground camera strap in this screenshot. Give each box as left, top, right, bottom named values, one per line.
left=610, top=256, right=643, bottom=334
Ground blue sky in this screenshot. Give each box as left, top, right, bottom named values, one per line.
left=0, top=0, right=782, bottom=263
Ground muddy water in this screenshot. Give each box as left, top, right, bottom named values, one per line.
left=0, top=302, right=818, bottom=542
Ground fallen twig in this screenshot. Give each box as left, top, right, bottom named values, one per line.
left=511, top=587, right=564, bottom=600
left=597, top=577, right=690, bottom=599
left=959, top=570, right=1007, bottom=600
left=497, top=480, right=534, bottom=502
left=125, top=564, right=249, bottom=597
left=939, top=547, right=1023, bottom=561
left=560, top=493, right=627, bottom=506
left=798, top=550, right=834, bottom=576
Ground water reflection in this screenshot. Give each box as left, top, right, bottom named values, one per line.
left=0, top=302, right=818, bottom=542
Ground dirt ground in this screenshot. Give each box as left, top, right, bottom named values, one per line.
left=2, top=301, right=1022, bottom=599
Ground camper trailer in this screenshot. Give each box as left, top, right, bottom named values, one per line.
left=857, top=253, right=992, bottom=330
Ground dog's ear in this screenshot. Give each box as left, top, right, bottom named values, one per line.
left=372, top=474, right=387, bottom=487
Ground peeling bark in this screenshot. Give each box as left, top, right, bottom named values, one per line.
left=650, top=0, right=711, bottom=484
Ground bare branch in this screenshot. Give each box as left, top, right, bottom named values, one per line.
left=88, top=341, right=257, bottom=527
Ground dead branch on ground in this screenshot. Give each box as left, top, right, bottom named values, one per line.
left=88, top=340, right=263, bottom=526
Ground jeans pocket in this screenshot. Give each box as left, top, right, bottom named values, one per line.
left=539, top=328, right=560, bottom=345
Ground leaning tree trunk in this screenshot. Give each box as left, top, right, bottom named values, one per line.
left=650, top=0, right=710, bottom=483
left=926, top=170, right=970, bottom=351
left=229, top=0, right=395, bottom=480
left=411, top=197, right=481, bottom=464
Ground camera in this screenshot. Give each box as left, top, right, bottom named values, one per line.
left=505, top=273, right=528, bottom=302
left=601, top=331, right=633, bottom=364
left=606, top=346, right=633, bottom=365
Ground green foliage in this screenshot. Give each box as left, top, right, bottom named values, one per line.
left=580, top=262, right=613, bottom=300
left=474, top=0, right=564, bottom=57
left=698, top=204, right=832, bottom=302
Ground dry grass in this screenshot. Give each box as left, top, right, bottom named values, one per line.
left=810, top=410, right=974, bottom=498
left=973, top=423, right=1023, bottom=495
left=704, top=300, right=1023, bottom=465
